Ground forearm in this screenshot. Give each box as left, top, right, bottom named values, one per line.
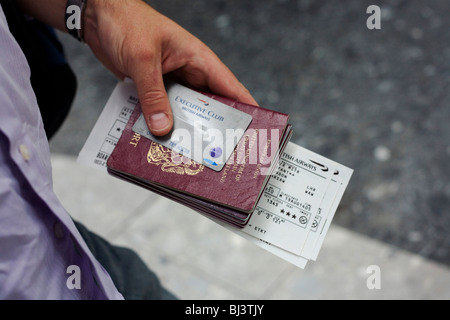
left=15, top=0, right=69, bottom=31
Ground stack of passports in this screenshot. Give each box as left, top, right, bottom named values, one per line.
left=107, top=90, right=292, bottom=228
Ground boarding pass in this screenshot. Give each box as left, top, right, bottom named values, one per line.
left=227, top=142, right=353, bottom=267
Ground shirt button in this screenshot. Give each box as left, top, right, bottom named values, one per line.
left=53, top=222, right=65, bottom=239
left=19, top=144, right=30, bottom=161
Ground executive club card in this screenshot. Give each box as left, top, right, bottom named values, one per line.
left=107, top=87, right=291, bottom=215
left=132, top=82, right=253, bottom=172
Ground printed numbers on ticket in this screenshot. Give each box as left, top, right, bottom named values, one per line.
left=77, top=80, right=139, bottom=171
left=243, top=142, right=334, bottom=256
left=303, top=166, right=353, bottom=260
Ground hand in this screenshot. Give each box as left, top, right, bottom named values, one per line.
left=84, top=0, right=258, bottom=136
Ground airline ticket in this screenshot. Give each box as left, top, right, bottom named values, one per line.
left=228, top=142, right=353, bottom=268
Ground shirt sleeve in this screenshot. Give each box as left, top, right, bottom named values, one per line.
left=0, top=5, right=122, bottom=300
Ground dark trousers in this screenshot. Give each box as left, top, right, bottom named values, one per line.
left=74, top=221, right=177, bottom=300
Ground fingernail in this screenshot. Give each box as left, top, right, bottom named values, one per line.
left=149, top=112, right=170, bottom=132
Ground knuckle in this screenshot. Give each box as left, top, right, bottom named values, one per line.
left=134, top=46, right=157, bottom=64
left=139, top=89, right=167, bottom=108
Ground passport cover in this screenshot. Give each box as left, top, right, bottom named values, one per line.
left=107, top=91, right=290, bottom=214
left=110, top=123, right=293, bottom=228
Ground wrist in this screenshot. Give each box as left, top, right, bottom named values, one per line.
left=82, top=0, right=118, bottom=47
left=65, top=0, right=105, bottom=43
left=82, top=0, right=99, bottom=43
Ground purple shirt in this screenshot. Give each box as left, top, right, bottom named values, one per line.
left=0, top=5, right=123, bottom=299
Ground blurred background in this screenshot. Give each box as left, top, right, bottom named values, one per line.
left=49, top=0, right=450, bottom=299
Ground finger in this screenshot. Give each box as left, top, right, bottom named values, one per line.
left=131, top=63, right=173, bottom=136
left=202, top=53, right=259, bottom=106
left=218, top=78, right=259, bottom=107
left=163, top=40, right=259, bottom=107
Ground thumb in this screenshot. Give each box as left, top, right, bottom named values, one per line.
left=132, top=68, right=173, bottom=136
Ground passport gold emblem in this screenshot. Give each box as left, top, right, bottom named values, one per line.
left=147, top=141, right=204, bottom=176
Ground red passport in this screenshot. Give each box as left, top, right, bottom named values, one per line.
left=107, top=91, right=292, bottom=227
